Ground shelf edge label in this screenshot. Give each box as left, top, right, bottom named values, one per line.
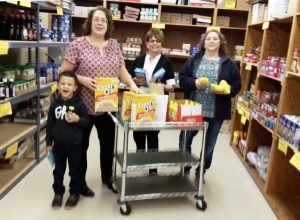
left=289, top=152, right=300, bottom=172
left=245, top=63, right=252, bottom=71
left=51, top=83, right=58, bottom=94
left=19, top=1, right=31, bottom=8
left=6, top=1, right=18, bottom=5
left=278, top=138, right=288, bottom=155
left=5, top=142, right=18, bottom=159
left=225, top=0, right=236, bottom=9
left=0, top=41, right=9, bottom=55
left=57, top=6, right=63, bottom=15
left=262, top=22, right=269, bottom=30
left=152, top=23, right=165, bottom=29
left=0, top=102, right=12, bottom=118
left=207, top=26, right=220, bottom=32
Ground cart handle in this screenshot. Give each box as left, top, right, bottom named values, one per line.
left=108, top=111, right=119, bottom=125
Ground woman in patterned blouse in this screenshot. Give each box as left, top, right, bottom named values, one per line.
left=178, top=30, right=241, bottom=178
left=60, top=6, right=141, bottom=196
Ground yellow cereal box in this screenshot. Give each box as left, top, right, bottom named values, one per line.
left=95, top=77, right=119, bottom=112
left=121, top=91, right=136, bottom=121
left=131, top=94, right=156, bottom=123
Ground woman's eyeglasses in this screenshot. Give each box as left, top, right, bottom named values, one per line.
left=148, top=39, right=161, bottom=44
left=92, top=18, right=108, bottom=23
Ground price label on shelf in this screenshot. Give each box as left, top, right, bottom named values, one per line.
left=225, top=0, right=236, bottom=9
left=245, top=63, right=252, bottom=71
left=5, top=142, right=18, bottom=159
left=241, top=115, right=246, bottom=125
left=6, top=1, right=18, bottom=5
left=0, top=41, right=9, bottom=55
left=206, top=26, right=220, bottom=32
left=57, top=6, right=63, bottom=15
left=244, top=111, right=251, bottom=120
left=262, top=22, right=270, bottom=30
left=152, top=23, right=165, bottom=29
left=51, top=83, right=58, bottom=94
left=19, top=1, right=31, bottom=8
left=289, top=152, right=300, bottom=172
left=0, top=102, right=12, bottom=118
left=278, top=138, right=288, bottom=155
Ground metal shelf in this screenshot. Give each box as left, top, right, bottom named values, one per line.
left=115, top=175, right=197, bottom=201
left=0, top=83, right=55, bottom=106
left=5, top=41, right=69, bottom=49
left=0, top=123, right=37, bottom=155
left=116, top=151, right=199, bottom=170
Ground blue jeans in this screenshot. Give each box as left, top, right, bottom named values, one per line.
left=179, top=118, right=223, bottom=170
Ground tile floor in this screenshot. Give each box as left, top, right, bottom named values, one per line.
left=0, top=127, right=277, bottom=220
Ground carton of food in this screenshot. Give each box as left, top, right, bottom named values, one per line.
left=121, top=91, right=136, bottom=121
left=131, top=94, right=156, bottom=123
left=95, top=77, right=118, bottom=112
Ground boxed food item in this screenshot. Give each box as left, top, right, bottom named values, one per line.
left=168, top=99, right=203, bottom=122
left=216, top=16, right=231, bottom=27
left=121, top=91, right=136, bottom=121
left=181, top=14, right=193, bottom=25
left=171, top=13, right=182, bottom=24
left=160, top=12, right=171, bottom=23
left=95, top=77, right=119, bottom=112
left=131, top=94, right=156, bottom=123
left=236, top=0, right=250, bottom=10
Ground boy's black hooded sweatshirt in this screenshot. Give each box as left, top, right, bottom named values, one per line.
left=46, top=94, right=90, bottom=146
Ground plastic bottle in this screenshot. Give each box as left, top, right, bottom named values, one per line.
left=8, top=78, right=15, bottom=97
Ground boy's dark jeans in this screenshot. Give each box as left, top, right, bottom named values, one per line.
left=52, top=140, right=82, bottom=196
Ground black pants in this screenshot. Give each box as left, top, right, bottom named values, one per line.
left=81, top=113, right=115, bottom=187
left=52, top=140, right=81, bottom=195
left=133, top=130, right=159, bottom=151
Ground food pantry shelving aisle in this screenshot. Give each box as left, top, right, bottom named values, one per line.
left=0, top=127, right=276, bottom=219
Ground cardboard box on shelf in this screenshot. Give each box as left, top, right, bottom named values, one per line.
left=236, top=0, right=250, bottom=10
left=160, top=12, right=171, bottom=23
left=181, top=14, right=193, bottom=25
left=171, top=13, right=182, bottom=24
left=216, top=16, right=231, bottom=27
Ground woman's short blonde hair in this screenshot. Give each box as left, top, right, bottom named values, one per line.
left=145, top=28, right=165, bottom=43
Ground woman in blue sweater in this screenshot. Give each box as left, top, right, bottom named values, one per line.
left=179, top=30, right=241, bottom=176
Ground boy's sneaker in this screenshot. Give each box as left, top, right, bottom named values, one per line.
left=65, top=195, right=79, bottom=208
left=51, top=194, right=63, bottom=207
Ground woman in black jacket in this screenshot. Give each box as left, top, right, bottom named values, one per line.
left=179, top=30, right=241, bottom=176
left=130, top=28, right=175, bottom=175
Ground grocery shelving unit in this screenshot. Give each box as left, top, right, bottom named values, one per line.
left=230, top=2, right=300, bottom=219
left=0, top=2, right=70, bottom=199
left=72, top=0, right=249, bottom=72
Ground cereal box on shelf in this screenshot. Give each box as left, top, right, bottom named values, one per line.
left=95, top=77, right=119, bottom=112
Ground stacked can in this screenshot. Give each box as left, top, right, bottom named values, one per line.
left=52, top=15, right=70, bottom=42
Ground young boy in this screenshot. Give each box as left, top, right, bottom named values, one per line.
left=46, top=71, right=90, bottom=208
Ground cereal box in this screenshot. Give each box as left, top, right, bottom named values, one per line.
left=95, top=77, right=119, bottom=112
left=121, top=91, right=136, bottom=121
left=131, top=94, right=156, bottom=123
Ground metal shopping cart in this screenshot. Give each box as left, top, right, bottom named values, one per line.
left=109, top=113, right=207, bottom=215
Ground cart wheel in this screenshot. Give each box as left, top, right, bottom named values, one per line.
left=120, top=203, right=131, bottom=215
left=196, top=199, right=207, bottom=211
